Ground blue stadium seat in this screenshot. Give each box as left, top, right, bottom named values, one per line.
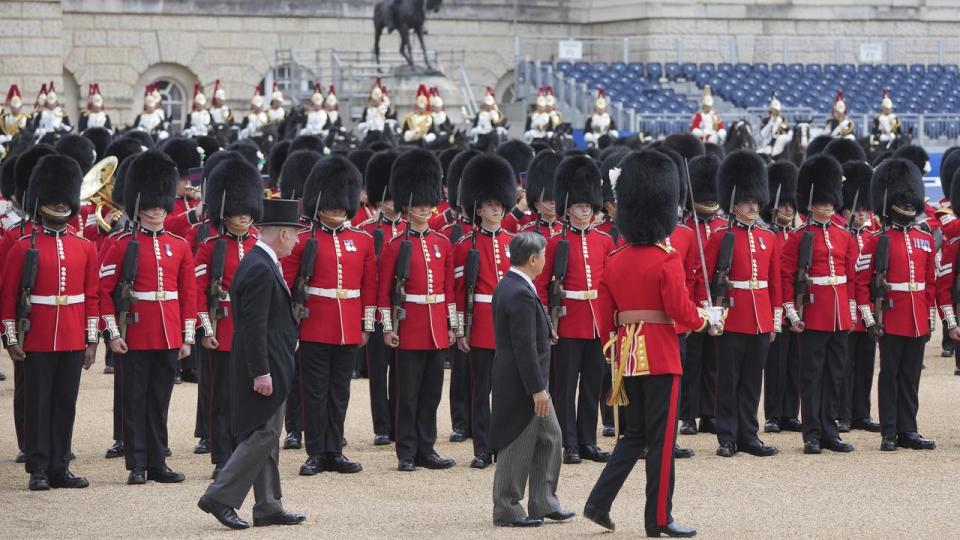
left=593, top=62, right=609, bottom=73
left=772, top=63, right=787, bottom=74
left=892, top=64, right=908, bottom=75
left=735, top=63, right=751, bottom=74
left=910, top=63, right=925, bottom=76
left=681, top=63, right=697, bottom=80
left=665, top=62, right=681, bottom=80
left=946, top=64, right=959, bottom=75
left=627, top=62, right=644, bottom=75
left=858, top=64, right=874, bottom=75
left=611, top=62, right=626, bottom=73
left=556, top=61, right=572, bottom=73
left=788, top=63, right=804, bottom=75
left=754, top=63, right=769, bottom=74
left=646, top=63, right=663, bottom=80
left=806, top=64, right=822, bottom=75
left=699, top=63, right=715, bottom=73
left=718, top=63, right=733, bottom=74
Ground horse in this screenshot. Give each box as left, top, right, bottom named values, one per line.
left=373, top=0, right=443, bottom=69
left=777, top=121, right=812, bottom=166
left=723, top=120, right=756, bottom=153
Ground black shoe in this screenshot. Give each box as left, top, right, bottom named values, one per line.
left=495, top=516, right=543, bottom=527
left=174, top=372, right=182, bottom=384
left=211, top=465, right=222, bottom=480
left=194, top=438, right=209, bottom=454
left=674, top=444, right=694, bottom=459
left=324, top=455, right=362, bottom=474
left=164, top=447, right=172, bottom=457
left=105, top=441, right=124, bottom=459
left=102, top=366, right=113, bottom=375
left=449, top=429, right=467, bottom=443
left=342, top=437, right=347, bottom=448
left=837, top=421, right=851, bottom=433
left=679, top=420, right=698, bottom=435
left=147, top=465, right=185, bottom=483
left=640, top=447, right=648, bottom=460
left=15, top=450, right=26, bottom=463
left=253, top=510, right=306, bottom=527
left=740, top=440, right=778, bottom=457
left=822, top=438, right=855, bottom=453
left=716, top=442, right=737, bottom=457
left=397, top=458, right=416, bottom=472
left=763, top=419, right=781, bottom=433
left=198, top=495, right=249, bottom=530
left=602, top=425, right=615, bottom=437
left=543, top=509, right=576, bottom=521
left=698, top=417, right=717, bottom=434
left=283, top=432, right=302, bottom=450
left=781, top=418, right=803, bottom=432
left=299, top=456, right=323, bottom=476
left=49, top=470, right=89, bottom=489
left=351, top=370, right=360, bottom=380
left=646, top=520, right=697, bottom=538
left=880, top=435, right=897, bottom=451
left=28, top=471, right=50, bottom=491
left=415, top=453, right=455, bottom=470
left=127, top=468, right=146, bottom=485
left=563, top=448, right=582, bottom=464
left=180, top=368, right=198, bottom=383
left=583, top=504, right=615, bottom=531
left=942, top=347, right=954, bottom=357
left=374, top=434, right=391, bottom=446
left=852, top=417, right=881, bottom=433
left=470, top=454, right=492, bottom=469
left=955, top=368, right=960, bottom=376
left=803, top=441, right=821, bottom=455
left=580, top=445, right=611, bottom=462
left=898, top=432, right=936, bottom=450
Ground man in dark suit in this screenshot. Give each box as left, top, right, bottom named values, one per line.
left=198, top=196, right=306, bottom=530
left=490, top=232, right=574, bottom=528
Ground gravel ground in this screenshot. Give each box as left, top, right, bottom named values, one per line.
left=2, top=332, right=960, bottom=539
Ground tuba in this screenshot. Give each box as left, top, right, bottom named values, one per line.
left=79, top=155, right=120, bottom=233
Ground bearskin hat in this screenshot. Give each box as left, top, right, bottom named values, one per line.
left=704, top=142, right=725, bottom=161
left=226, top=140, right=262, bottom=170
left=554, top=154, right=603, bottom=215
left=203, top=156, right=265, bottom=229
left=458, top=154, right=517, bottom=222
left=525, top=150, right=562, bottom=209
left=201, top=150, right=243, bottom=184
left=662, top=133, right=705, bottom=160
left=289, top=134, right=325, bottom=154
left=390, top=148, right=441, bottom=211
left=871, top=158, right=924, bottom=218
left=123, top=150, right=178, bottom=214
left=654, top=147, right=689, bottom=210
left=194, top=135, right=223, bottom=160
left=159, top=137, right=202, bottom=177
left=950, top=168, right=960, bottom=207
left=842, top=161, right=873, bottom=212
left=805, top=135, right=833, bottom=158
left=530, top=140, right=552, bottom=154
left=445, top=149, right=481, bottom=209
left=14, top=144, right=56, bottom=205
left=303, top=155, right=363, bottom=220
left=55, top=134, right=97, bottom=174
left=347, top=149, right=374, bottom=184
left=268, top=140, right=291, bottom=182
left=615, top=151, right=680, bottom=244
left=82, top=126, right=112, bottom=162
left=718, top=150, right=769, bottom=211
left=687, top=154, right=720, bottom=207
left=279, top=150, right=322, bottom=200
left=124, top=130, right=155, bottom=150
left=872, top=150, right=893, bottom=168
left=940, top=149, right=960, bottom=200
left=106, top=137, right=144, bottom=165
left=892, top=144, right=931, bottom=175
left=366, top=141, right=391, bottom=153
left=765, top=161, right=798, bottom=217
left=24, top=155, right=82, bottom=219
left=111, top=156, right=134, bottom=207
left=797, top=155, right=843, bottom=212
left=438, top=147, right=461, bottom=187
left=1, top=155, right=18, bottom=200
left=823, top=137, right=866, bottom=165
left=495, top=140, right=535, bottom=184
left=600, top=148, right=629, bottom=203
left=366, top=150, right=400, bottom=206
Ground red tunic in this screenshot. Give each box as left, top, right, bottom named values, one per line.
left=519, top=217, right=562, bottom=238
left=194, top=232, right=258, bottom=352
left=502, top=210, right=533, bottom=233
left=454, top=227, right=512, bottom=349
left=848, top=225, right=872, bottom=332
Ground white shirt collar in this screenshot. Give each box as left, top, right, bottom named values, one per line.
left=256, top=240, right=280, bottom=268
left=509, top=266, right=536, bottom=292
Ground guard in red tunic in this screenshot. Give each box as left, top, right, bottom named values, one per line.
left=939, top=157, right=960, bottom=375
left=593, top=148, right=628, bottom=249
left=583, top=150, right=720, bottom=537
left=286, top=156, right=376, bottom=476
left=705, top=151, right=781, bottom=458
left=496, top=140, right=535, bottom=233
left=535, top=155, right=614, bottom=465
left=100, top=150, right=197, bottom=485
left=856, top=158, right=939, bottom=451
left=427, top=147, right=462, bottom=231
left=781, top=155, right=858, bottom=454
left=891, top=145, right=938, bottom=233
left=519, top=150, right=563, bottom=238
left=377, top=148, right=458, bottom=472
left=347, top=148, right=376, bottom=228
left=1, top=155, right=100, bottom=490
left=452, top=153, right=515, bottom=469
left=678, top=154, right=725, bottom=435
left=762, top=162, right=804, bottom=434
left=194, top=156, right=262, bottom=479
left=158, top=137, right=203, bottom=239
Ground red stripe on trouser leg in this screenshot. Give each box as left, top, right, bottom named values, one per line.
left=657, top=375, right=680, bottom=527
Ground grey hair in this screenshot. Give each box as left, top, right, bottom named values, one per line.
left=509, top=231, right=547, bottom=267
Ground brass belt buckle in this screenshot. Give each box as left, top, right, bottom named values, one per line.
left=425, top=294, right=437, bottom=304
left=55, top=295, right=68, bottom=305
left=336, top=289, right=349, bottom=299
left=908, top=282, right=918, bottom=291
left=749, top=279, right=759, bottom=290
left=585, top=290, right=598, bottom=300
left=827, top=276, right=837, bottom=285
left=156, top=291, right=166, bottom=301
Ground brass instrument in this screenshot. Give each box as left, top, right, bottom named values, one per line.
left=79, top=156, right=120, bottom=233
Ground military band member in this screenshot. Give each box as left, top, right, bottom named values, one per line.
left=426, top=147, right=461, bottom=231
left=377, top=148, right=457, bottom=472
left=33, top=82, right=71, bottom=141
left=402, top=85, right=436, bottom=145
left=1, top=155, right=99, bottom=490
left=871, top=90, right=901, bottom=149
left=827, top=90, right=856, bottom=140
left=758, top=93, right=790, bottom=158
left=239, top=86, right=268, bottom=140
left=133, top=85, right=169, bottom=141
left=183, top=83, right=211, bottom=138
left=300, top=83, right=328, bottom=137
left=891, top=145, right=938, bottom=232
left=583, top=89, right=619, bottom=148
left=690, top=85, right=725, bottom=144
left=519, top=150, right=563, bottom=238
left=452, top=153, right=515, bottom=468
left=347, top=149, right=376, bottom=227
left=78, top=83, right=111, bottom=133
left=99, top=150, right=197, bottom=485
left=856, top=158, right=938, bottom=451
left=467, top=86, right=508, bottom=150
left=938, top=156, right=960, bottom=375
left=0, top=84, right=30, bottom=144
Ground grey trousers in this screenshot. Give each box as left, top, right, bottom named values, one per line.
left=492, top=401, right=562, bottom=524
left=204, top=403, right=285, bottom=519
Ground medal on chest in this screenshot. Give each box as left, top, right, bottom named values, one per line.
left=433, top=244, right=442, bottom=259
left=165, top=243, right=173, bottom=257
left=913, top=237, right=931, bottom=252
left=343, top=238, right=357, bottom=252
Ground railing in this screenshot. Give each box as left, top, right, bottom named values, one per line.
left=459, top=65, right=479, bottom=118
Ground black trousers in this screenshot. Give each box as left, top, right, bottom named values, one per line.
left=112, top=353, right=123, bottom=441
left=121, top=349, right=177, bottom=471
left=799, top=330, right=846, bottom=443
left=468, top=347, right=494, bottom=455
left=585, top=374, right=680, bottom=529
left=552, top=337, right=603, bottom=449
left=841, top=331, right=876, bottom=423
left=449, top=345, right=471, bottom=435
left=716, top=332, right=768, bottom=445
left=394, top=349, right=444, bottom=460
left=206, top=349, right=234, bottom=466
left=300, top=342, right=356, bottom=457
left=285, top=351, right=303, bottom=436
left=367, top=326, right=395, bottom=437
left=679, top=332, right=717, bottom=421
left=194, top=348, right=208, bottom=440
left=877, top=334, right=925, bottom=437
left=763, top=331, right=801, bottom=420
left=13, top=359, right=25, bottom=450
left=23, top=351, right=84, bottom=475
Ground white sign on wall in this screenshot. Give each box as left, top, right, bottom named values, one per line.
left=558, top=40, right=583, bottom=61
left=859, top=43, right=884, bottom=63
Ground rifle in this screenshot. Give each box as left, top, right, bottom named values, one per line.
left=115, top=194, right=141, bottom=339
left=292, top=190, right=321, bottom=323
left=794, top=188, right=815, bottom=319
left=548, top=195, right=571, bottom=334
left=372, top=186, right=390, bottom=258
left=846, top=189, right=860, bottom=233
left=15, top=204, right=39, bottom=345
left=710, top=186, right=736, bottom=308
left=389, top=197, right=414, bottom=339
left=870, top=191, right=892, bottom=335
left=770, top=183, right=783, bottom=232
left=206, top=191, right=228, bottom=335
left=462, top=203, right=480, bottom=341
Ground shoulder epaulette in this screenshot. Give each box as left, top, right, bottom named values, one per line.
left=68, top=232, right=93, bottom=244
left=655, top=242, right=675, bottom=253
left=348, top=225, right=373, bottom=238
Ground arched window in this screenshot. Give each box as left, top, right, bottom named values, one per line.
left=153, top=79, right=185, bottom=133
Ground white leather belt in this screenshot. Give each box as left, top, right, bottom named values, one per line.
left=888, top=282, right=925, bottom=292
left=809, top=276, right=847, bottom=286
left=405, top=293, right=446, bottom=305
left=306, top=287, right=361, bottom=299
left=30, top=294, right=84, bottom=306
left=473, top=294, right=493, bottom=303
left=729, top=280, right=768, bottom=290
left=564, top=290, right=598, bottom=300
left=132, top=291, right=179, bottom=301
